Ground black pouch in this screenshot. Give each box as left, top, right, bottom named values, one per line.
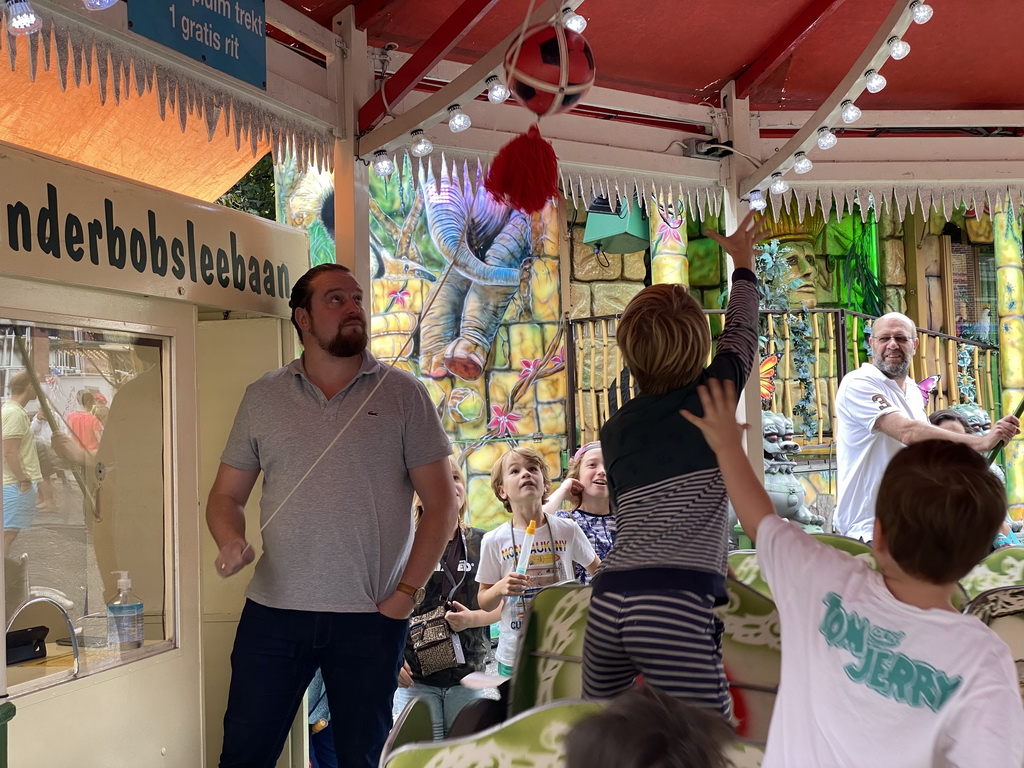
left=7, top=625, right=48, bottom=665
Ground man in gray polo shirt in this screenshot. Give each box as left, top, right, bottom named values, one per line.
left=207, top=263, right=457, bottom=768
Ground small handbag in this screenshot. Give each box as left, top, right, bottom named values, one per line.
left=408, top=534, right=468, bottom=677
left=409, top=604, right=459, bottom=676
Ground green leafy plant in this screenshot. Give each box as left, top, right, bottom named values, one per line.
left=218, top=154, right=276, bottom=220
left=755, top=239, right=819, bottom=435
left=838, top=215, right=884, bottom=317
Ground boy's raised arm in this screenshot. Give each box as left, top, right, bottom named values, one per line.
left=681, top=378, right=775, bottom=543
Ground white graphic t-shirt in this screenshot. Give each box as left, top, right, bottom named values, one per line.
left=476, top=514, right=596, bottom=667
left=756, top=514, right=1024, bottom=768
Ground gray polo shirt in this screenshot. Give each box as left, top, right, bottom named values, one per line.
left=221, top=351, right=451, bottom=612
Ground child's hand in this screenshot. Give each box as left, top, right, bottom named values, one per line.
left=680, top=378, right=747, bottom=453
left=444, top=601, right=473, bottom=631
left=558, top=477, right=584, bottom=498
left=495, top=571, right=530, bottom=598
left=704, top=210, right=773, bottom=273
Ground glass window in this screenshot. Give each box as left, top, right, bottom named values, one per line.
left=1, top=322, right=172, bottom=691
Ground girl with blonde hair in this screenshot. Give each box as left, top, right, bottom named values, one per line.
left=394, top=458, right=500, bottom=738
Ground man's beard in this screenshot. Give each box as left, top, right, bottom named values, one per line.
left=875, top=353, right=910, bottom=379
left=312, top=320, right=368, bottom=358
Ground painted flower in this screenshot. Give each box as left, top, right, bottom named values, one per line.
left=387, top=288, right=411, bottom=309
left=518, top=358, right=542, bottom=380
left=549, top=347, right=566, bottom=367
left=488, top=406, right=521, bottom=437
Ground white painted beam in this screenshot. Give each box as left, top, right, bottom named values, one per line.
left=373, top=49, right=717, bottom=130
left=757, top=136, right=1024, bottom=163
left=267, top=0, right=337, bottom=57
left=432, top=128, right=720, bottom=182
left=759, top=109, right=1024, bottom=130
left=782, top=161, right=1024, bottom=184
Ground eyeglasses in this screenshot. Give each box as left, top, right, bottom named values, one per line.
left=872, top=334, right=914, bottom=345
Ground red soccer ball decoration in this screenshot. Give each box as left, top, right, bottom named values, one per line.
left=504, top=22, right=596, bottom=118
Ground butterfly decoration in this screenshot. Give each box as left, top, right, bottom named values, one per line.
left=918, top=374, right=940, bottom=404
left=760, top=355, right=779, bottom=403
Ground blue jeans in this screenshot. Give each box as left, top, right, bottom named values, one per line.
left=392, top=681, right=486, bottom=739
left=219, top=600, right=407, bottom=768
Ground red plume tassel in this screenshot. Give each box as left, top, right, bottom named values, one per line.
left=484, top=124, right=559, bottom=214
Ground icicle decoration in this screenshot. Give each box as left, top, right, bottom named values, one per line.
left=0, top=11, right=333, bottom=172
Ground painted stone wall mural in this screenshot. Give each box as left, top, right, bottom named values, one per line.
left=278, top=153, right=567, bottom=530
left=649, top=196, right=688, bottom=285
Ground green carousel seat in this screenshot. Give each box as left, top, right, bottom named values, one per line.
left=380, top=699, right=602, bottom=768
left=728, top=549, right=771, bottom=599
left=508, top=582, right=592, bottom=717
left=716, top=577, right=779, bottom=744
left=380, top=698, right=766, bottom=768
left=381, top=696, right=435, bottom=758
left=960, top=547, right=1024, bottom=601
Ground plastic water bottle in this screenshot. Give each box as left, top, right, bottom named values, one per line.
left=515, top=519, right=537, bottom=575
left=107, top=570, right=143, bottom=651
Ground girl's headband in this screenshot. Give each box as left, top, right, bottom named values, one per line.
left=573, top=441, right=600, bottom=461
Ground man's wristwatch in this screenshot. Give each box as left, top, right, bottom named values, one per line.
left=395, top=581, right=426, bottom=607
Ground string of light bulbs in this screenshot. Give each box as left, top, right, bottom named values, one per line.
left=370, top=4, right=585, bottom=178
left=746, top=0, right=934, bottom=211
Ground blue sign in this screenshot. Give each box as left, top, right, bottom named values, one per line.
left=128, top=0, right=267, bottom=90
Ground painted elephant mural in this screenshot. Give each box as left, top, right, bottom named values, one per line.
left=418, top=164, right=534, bottom=381
left=277, top=152, right=567, bottom=530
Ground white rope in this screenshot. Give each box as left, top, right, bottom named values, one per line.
left=241, top=256, right=460, bottom=556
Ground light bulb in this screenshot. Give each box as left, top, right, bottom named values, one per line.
left=910, top=1, right=933, bottom=24
left=888, top=36, right=911, bottom=60
left=409, top=130, right=433, bottom=158
left=816, top=127, right=838, bottom=150
left=81, top=0, right=118, bottom=9
left=561, top=7, right=587, bottom=33
left=840, top=100, right=862, bottom=124
left=769, top=173, right=790, bottom=195
left=372, top=150, right=395, bottom=178
left=748, top=189, right=767, bottom=212
left=865, top=69, right=887, bottom=93
left=793, top=152, right=813, bottom=175
left=5, top=1, right=42, bottom=35
left=448, top=105, right=471, bottom=133
left=485, top=75, right=510, bottom=104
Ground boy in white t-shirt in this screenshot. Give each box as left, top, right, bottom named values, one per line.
left=683, top=378, right=1024, bottom=768
left=477, top=446, right=599, bottom=676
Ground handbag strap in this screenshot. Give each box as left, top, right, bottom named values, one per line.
left=438, top=529, right=468, bottom=604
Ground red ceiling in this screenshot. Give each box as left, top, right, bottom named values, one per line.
left=279, top=0, right=1024, bottom=111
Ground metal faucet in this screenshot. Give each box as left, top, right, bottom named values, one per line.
left=6, top=597, right=80, bottom=678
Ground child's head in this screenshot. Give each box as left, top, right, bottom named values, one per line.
left=490, top=445, right=551, bottom=513
left=564, top=685, right=734, bottom=768
left=616, top=284, right=710, bottom=395
left=414, top=457, right=467, bottom=531
left=875, top=440, right=1006, bottom=584
left=566, top=441, right=607, bottom=503
left=928, top=409, right=971, bottom=434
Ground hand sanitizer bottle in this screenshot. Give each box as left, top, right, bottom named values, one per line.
left=107, top=571, right=144, bottom=651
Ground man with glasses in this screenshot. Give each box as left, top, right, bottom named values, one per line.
left=835, top=312, right=1019, bottom=542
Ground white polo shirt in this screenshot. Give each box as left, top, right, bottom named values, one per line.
left=835, top=363, right=928, bottom=541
